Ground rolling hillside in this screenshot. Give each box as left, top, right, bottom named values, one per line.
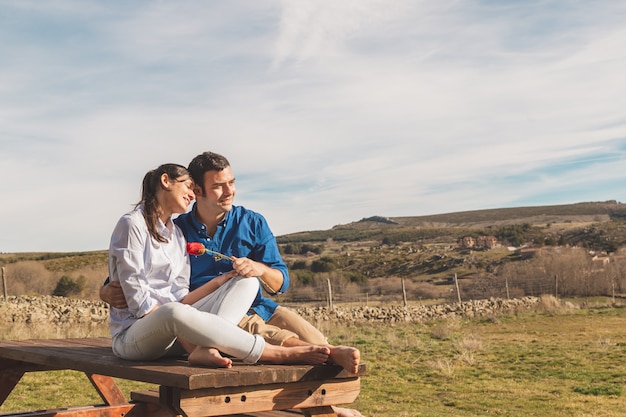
left=279, top=200, right=626, bottom=246
left=2, top=201, right=625, bottom=303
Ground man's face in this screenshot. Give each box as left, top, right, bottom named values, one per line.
left=194, top=166, right=236, bottom=217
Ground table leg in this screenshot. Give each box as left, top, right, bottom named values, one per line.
left=0, top=369, right=24, bottom=406
left=86, top=373, right=128, bottom=405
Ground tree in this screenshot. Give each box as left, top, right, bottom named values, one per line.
left=53, top=275, right=86, bottom=297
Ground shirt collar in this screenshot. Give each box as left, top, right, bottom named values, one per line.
left=139, top=204, right=173, bottom=238
left=189, top=205, right=232, bottom=235
left=157, top=217, right=173, bottom=238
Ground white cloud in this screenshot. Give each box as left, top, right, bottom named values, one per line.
left=1, top=0, right=626, bottom=251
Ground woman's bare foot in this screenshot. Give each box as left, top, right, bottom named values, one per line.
left=188, top=346, right=232, bottom=368
left=329, top=346, right=360, bottom=374
left=261, top=344, right=330, bottom=365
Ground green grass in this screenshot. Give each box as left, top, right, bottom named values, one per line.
left=3, top=306, right=626, bottom=416
left=325, top=306, right=626, bottom=416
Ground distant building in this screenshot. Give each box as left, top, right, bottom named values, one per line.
left=460, top=236, right=475, bottom=248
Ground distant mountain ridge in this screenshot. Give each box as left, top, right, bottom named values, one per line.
left=339, top=200, right=625, bottom=230
left=279, top=200, right=626, bottom=244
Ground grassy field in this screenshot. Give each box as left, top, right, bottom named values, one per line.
left=2, top=302, right=626, bottom=416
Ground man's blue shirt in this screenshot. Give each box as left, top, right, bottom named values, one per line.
left=174, top=205, right=289, bottom=321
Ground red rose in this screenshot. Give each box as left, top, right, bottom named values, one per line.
left=186, top=242, right=207, bottom=256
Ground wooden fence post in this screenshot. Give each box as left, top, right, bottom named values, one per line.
left=554, top=274, right=558, bottom=298
left=454, top=273, right=461, bottom=303
left=401, top=278, right=408, bottom=308
left=327, top=278, right=333, bottom=311
left=505, top=276, right=510, bottom=300
left=2, top=267, right=6, bottom=299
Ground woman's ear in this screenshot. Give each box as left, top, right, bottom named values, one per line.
left=160, top=173, right=172, bottom=190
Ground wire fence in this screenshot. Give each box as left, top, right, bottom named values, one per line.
left=282, top=249, right=626, bottom=308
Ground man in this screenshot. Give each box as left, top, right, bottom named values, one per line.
left=180, top=151, right=332, bottom=347
left=101, top=151, right=363, bottom=417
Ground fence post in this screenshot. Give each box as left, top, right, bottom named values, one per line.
left=454, top=273, right=461, bottom=303
left=612, top=280, right=616, bottom=304
left=401, top=278, right=408, bottom=308
left=505, top=276, right=510, bottom=300
left=554, top=274, right=558, bottom=298
left=326, top=278, right=333, bottom=312
left=2, top=267, right=6, bottom=299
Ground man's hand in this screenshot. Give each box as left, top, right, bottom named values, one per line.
left=231, top=256, right=283, bottom=294
left=99, top=281, right=128, bottom=309
left=231, top=256, right=265, bottom=278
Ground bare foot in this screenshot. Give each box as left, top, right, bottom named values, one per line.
left=329, top=346, right=360, bottom=374
left=188, top=346, right=232, bottom=368
left=262, top=344, right=330, bottom=365
left=333, top=406, right=365, bottom=417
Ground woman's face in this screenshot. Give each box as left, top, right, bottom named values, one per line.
left=168, top=174, right=195, bottom=215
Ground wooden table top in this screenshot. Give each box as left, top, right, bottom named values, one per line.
left=0, top=337, right=365, bottom=390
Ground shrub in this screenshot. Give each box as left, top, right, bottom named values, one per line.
left=290, top=260, right=308, bottom=270
left=291, top=269, right=316, bottom=286
left=311, top=257, right=336, bottom=273
left=53, top=275, right=86, bottom=297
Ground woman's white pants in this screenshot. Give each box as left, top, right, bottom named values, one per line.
left=112, top=276, right=265, bottom=364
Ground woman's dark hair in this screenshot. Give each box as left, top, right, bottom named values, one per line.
left=187, top=152, right=230, bottom=193
left=139, top=163, right=189, bottom=243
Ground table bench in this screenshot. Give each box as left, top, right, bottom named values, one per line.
left=0, top=337, right=364, bottom=417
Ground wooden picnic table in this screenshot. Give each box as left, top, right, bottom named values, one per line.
left=0, top=337, right=364, bottom=417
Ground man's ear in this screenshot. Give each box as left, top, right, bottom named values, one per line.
left=192, top=183, right=203, bottom=197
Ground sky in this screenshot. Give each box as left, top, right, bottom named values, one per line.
left=1, top=0, right=625, bottom=253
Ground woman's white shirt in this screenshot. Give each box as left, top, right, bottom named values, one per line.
left=108, top=206, right=190, bottom=337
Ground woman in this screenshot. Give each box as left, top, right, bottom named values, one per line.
left=108, top=163, right=330, bottom=367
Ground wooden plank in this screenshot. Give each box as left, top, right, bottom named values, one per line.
left=166, top=378, right=360, bottom=417
left=0, top=403, right=171, bottom=417
left=0, top=339, right=365, bottom=391
left=129, top=389, right=161, bottom=404
left=0, top=357, right=63, bottom=372
left=228, top=412, right=304, bottom=417
left=0, top=338, right=363, bottom=417
left=0, top=339, right=207, bottom=389
left=300, top=406, right=336, bottom=417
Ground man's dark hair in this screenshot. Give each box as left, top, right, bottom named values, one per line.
left=188, top=151, right=231, bottom=191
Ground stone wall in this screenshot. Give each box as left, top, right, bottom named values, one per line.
left=0, top=295, right=109, bottom=327
left=0, top=295, right=542, bottom=328
left=293, top=296, right=542, bottom=324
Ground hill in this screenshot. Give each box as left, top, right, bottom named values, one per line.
left=2, top=201, right=626, bottom=303
left=278, top=200, right=626, bottom=246
left=347, top=200, right=625, bottom=228
left=273, top=201, right=626, bottom=303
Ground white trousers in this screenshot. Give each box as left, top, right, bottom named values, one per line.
left=112, top=276, right=265, bottom=364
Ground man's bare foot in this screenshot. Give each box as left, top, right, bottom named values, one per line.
left=329, top=346, right=360, bottom=374
left=262, top=344, right=330, bottom=365
left=188, top=346, right=232, bottom=368
left=333, top=406, right=365, bottom=417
